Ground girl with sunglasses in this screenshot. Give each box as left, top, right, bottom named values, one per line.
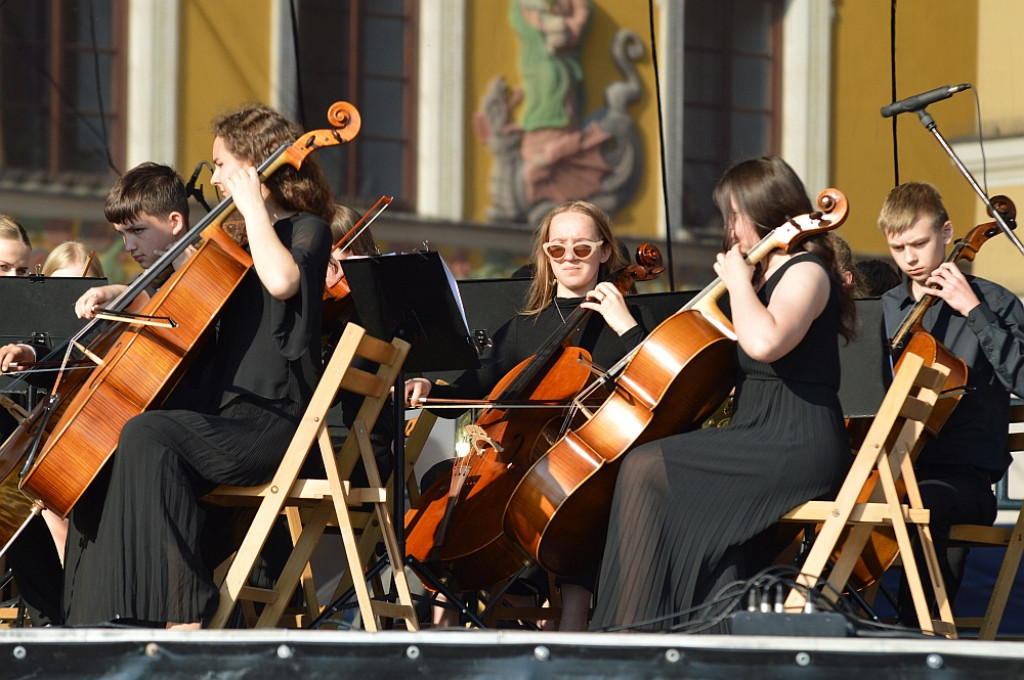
left=404, top=200, right=654, bottom=630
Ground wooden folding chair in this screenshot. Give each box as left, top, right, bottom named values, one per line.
left=947, top=402, right=1024, bottom=639
left=315, top=409, right=438, bottom=626
left=779, top=352, right=959, bottom=638
left=203, top=323, right=419, bottom=631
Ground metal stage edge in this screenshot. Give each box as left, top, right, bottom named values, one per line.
left=1, top=627, right=1023, bottom=679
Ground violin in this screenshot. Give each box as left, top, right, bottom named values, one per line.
left=322, top=195, right=391, bottom=329
left=504, top=189, right=849, bottom=577
left=405, top=244, right=664, bottom=592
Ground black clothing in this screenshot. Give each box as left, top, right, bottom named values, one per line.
left=62, top=213, right=331, bottom=626
left=2, top=338, right=63, bottom=625
left=591, top=254, right=850, bottom=632
left=428, top=296, right=653, bottom=595
left=430, top=296, right=652, bottom=405
left=882, top=276, right=1024, bottom=475
left=882, top=275, right=1024, bottom=612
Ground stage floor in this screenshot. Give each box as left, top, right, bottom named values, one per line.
left=2, top=627, right=1024, bottom=679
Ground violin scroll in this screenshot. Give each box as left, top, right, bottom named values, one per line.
left=988, top=194, right=1016, bottom=223
left=276, top=101, right=362, bottom=174
left=327, top=101, right=359, bottom=131
left=956, top=195, right=1017, bottom=262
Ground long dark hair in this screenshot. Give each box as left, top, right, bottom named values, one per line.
left=211, top=103, right=334, bottom=222
left=713, top=156, right=857, bottom=343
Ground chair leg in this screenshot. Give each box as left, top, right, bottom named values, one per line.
left=977, top=517, right=1024, bottom=639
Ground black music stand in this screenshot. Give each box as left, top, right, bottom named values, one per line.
left=0, top=276, right=105, bottom=413
left=315, top=251, right=482, bottom=627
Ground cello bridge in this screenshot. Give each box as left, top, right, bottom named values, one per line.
left=463, top=424, right=504, bottom=456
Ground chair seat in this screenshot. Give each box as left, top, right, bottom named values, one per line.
left=948, top=524, right=1012, bottom=548
left=781, top=353, right=958, bottom=638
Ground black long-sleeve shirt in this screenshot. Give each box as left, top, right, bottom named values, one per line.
left=882, top=275, right=1024, bottom=474
left=430, top=296, right=653, bottom=406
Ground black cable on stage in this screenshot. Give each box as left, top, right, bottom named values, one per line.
left=592, top=563, right=933, bottom=637
left=889, top=0, right=899, bottom=187
left=647, top=0, right=675, bottom=290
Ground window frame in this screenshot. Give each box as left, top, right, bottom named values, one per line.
left=0, top=0, right=127, bottom=186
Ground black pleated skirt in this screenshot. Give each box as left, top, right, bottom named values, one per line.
left=63, top=396, right=302, bottom=626
left=590, top=376, right=850, bottom=632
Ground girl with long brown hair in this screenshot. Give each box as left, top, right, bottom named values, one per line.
left=591, top=156, right=856, bottom=633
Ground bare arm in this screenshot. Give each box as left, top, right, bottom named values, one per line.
left=715, top=248, right=830, bottom=363
left=221, top=165, right=302, bottom=300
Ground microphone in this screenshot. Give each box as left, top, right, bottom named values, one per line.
left=880, top=84, right=971, bottom=118
left=185, top=160, right=214, bottom=212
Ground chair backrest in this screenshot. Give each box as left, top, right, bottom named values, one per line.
left=322, top=327, right=409, bottom=483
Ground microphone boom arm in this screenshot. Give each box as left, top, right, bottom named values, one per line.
left=913, top=107, right=1024, bottom=258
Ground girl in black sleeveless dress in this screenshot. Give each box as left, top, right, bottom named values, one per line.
left=591, top=156, right=857, bottom=632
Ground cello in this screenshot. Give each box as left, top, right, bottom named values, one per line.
left=404, top=245, right=664, bottom=592
left=0, top=102, right=360, bottom=520
left=505, top=188, right=849, bottom=577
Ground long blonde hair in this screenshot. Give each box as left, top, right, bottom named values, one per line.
left=43, top=241, right=105, bottom=277
left=521, top=200, right=628, bottom=315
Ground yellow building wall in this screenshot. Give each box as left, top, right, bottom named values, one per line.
left=465, top=0, right=661, bottom=238
left=177, top=1, right=275, bottom=176
left=965, top=0, right=1024, bottom=293
left=832, top=0, right=979, bottom=259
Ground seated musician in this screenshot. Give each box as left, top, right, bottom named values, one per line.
left=403, top=200, right=655, bottom=631
left=877, top=182, right=1024, bottom=621
left=59, top=103, right=333, bottom=629
left=0, top=163, right=190, bottom=373
left=0, top=167, right=191, bottom=625
left=42, top=241, right=105, bottom=278
left=0, top=215, right=64, bottom=626
left=590, top=156, right=857, bottom=633
left=0, top=215, right=37, bottom=373
left=74, top=162, right=192, bottom=319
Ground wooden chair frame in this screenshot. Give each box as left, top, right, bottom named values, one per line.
left=203, top=323, right=418, bottom=631
left=317, top=409, right=438, bottom=620
left=780, top=353, right=958, bottom=638
left=947, top=402, right=1024, bottom=639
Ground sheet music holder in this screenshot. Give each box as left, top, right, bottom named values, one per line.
left=336, top=250, right=484, bottom=625
left=0, top=276, right=107, bottom=412
left=341, top=251, right=479, bottom=374
left=0, top=276, right=105, bottom=347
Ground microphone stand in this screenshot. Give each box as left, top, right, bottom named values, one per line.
left=915, top=108, right=1024, bottom=257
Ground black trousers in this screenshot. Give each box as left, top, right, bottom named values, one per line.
left=897, top=463, right=999, bottom=623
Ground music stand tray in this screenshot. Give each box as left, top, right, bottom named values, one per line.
left=339, top=251, right=482, bottom=623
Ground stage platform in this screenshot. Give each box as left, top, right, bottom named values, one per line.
left=2, top=627, right=1024, bottom=679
